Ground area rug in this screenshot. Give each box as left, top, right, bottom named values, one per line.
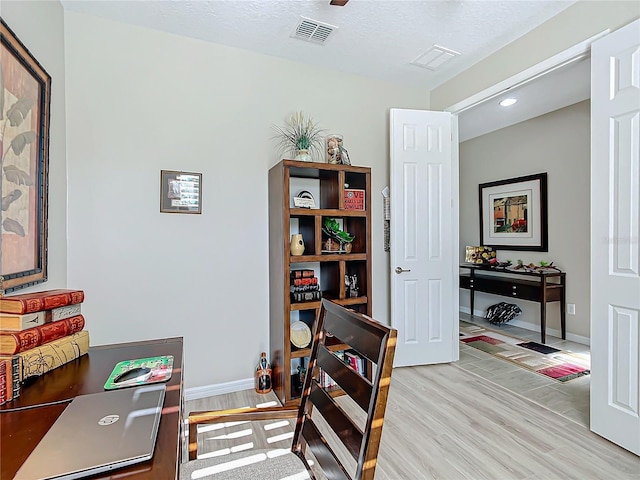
left=460, top=322, right=590, bottom=383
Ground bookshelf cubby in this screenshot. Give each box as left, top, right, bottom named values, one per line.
left=268, top=159, right=372, bottom=405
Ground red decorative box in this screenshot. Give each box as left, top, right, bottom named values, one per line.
left=344, top=189, right=365, bottom=210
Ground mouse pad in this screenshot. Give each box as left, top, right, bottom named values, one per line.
left=104, top=355, right=173, bottom=390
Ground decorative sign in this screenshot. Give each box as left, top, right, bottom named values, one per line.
left=293, top=190, right=316, bottom=209
left=344, top=189, right=365, bottom=210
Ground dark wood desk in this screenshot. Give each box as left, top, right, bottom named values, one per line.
left=460, top=265, right=566, bottom=344
left=0, top=337, right=183, bottom=480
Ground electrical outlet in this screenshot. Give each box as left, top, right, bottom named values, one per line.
left=567, top=303, right=576, bottom=315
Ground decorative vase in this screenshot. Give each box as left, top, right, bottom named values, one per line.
left=290, top=234, right=305, bottom=255
left=294, top=149, right=312, bottom=162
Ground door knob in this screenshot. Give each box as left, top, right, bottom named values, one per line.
left=395, top=267, right=411, bottom=274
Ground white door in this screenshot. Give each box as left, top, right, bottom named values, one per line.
left=590, top=18, right=640, bottom=455
left=390, top=109, right=459, bottom=367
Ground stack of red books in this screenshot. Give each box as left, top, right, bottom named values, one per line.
left=0, top=289, right=90, bottom=404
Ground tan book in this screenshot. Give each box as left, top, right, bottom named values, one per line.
left=0, top=311, right=46, bottom=331
left=47, top=304, right=82, bottom=322
left=16, top=330, right=90, bottom=381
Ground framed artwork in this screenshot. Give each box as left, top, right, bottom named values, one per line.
left=0, top=19, right=51, bottom=293
left=479, top=173, right=548, bottom=251
left=160, top=170, right=202, bottom=214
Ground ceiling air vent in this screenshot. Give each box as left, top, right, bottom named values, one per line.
left=293, top=17, right=337, bottom=45
left=411, top=45, right=461, bottom=71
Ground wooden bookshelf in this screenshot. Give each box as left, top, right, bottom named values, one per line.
left=268, top=160, right=372, bottom=405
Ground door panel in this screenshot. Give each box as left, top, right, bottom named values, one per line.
left=390, top=109, right=458, bottom=367
left=590, top=18, right=640, bottom=455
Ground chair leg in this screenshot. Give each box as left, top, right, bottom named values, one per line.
left=188, top=421, right=198, bottom=461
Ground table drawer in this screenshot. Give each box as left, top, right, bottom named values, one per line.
left=465, top=275, right=541, bottom=302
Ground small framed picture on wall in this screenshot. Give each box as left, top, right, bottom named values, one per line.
left=160, top=170, right=202, bottom=214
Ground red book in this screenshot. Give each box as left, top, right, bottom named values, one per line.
left=0, top=360, right=9, bottom=405
left=292, top=277, right=318, bottom=287
left=0, top=315, right=85, bottom=355
left=0, top=289, right=84, bottom=314
left=290, top=269, right=315, bottom=279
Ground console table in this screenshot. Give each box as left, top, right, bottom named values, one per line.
left=460, top=265, right=565, bottom=343
left=0, top=336, right=184, bottom=480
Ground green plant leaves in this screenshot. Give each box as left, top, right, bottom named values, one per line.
left=6, top=97, right=34, bottom=127
left=10, top=131, right=36, bottom=155
left=322, top=217, right=354, bottom=243
left=272, top=111, right=326, bottom=160
left=3, top=165, right=33, bottom=186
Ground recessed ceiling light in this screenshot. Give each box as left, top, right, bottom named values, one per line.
left=499, top=98, right=517, bottom=107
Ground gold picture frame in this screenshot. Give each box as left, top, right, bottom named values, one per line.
left=0, top=19, right=52, bottom=293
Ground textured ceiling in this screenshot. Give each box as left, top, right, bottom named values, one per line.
left=60, top=0, right=577, bottom=90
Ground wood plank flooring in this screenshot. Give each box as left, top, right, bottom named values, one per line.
left=182, top=362, right=639, bottom=479
left=457, top=313, right=591, bottom=427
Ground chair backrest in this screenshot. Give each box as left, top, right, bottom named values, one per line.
left=293, top=299, right=397, bottom=480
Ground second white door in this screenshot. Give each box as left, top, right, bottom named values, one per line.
left=390, top=108, right=459, bottom=367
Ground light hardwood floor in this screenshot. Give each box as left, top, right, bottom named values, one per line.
left=183, top=358, right=639, bottom=479
left=457, top=313, right=591, bottom=427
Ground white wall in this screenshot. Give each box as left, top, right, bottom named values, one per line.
left=1, top=1, right=68, bottom=292
left=63, top=11, right=429, bottom=390
left=459, top=101, right=590, bottom=340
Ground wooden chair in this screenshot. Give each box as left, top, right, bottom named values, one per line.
left=184, top=299, right=397, bottom=480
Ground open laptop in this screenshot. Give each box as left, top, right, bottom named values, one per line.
left=15, top=384, right=166, bottom=480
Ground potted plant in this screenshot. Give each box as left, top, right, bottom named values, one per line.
left=322, top=217, right=354, bottom=252
left=273, top=111, right=325, bottom=162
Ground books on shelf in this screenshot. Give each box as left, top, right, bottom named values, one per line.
left=343, top=350, right=366, bottom=377
left=290, top=269, right=315, bottom=279
left=290, top=284, right=320, bottom=293
left=0, top=289, right=84, bottom=314
left=292, top=277, right=318, bottom=287
left=0, top=315, right=85, bottom=355
left=290, top=270, right=322, bottom=303
left=291, top=291, right=322, bottom=302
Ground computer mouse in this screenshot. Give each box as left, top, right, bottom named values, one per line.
left=113, top=367, right=152, bottom=384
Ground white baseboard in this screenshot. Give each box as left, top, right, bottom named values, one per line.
left=184, top=377, right=254, bottom=402
left=459, top=307, right=590, bottom=346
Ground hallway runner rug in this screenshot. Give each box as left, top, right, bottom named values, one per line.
left=460, top=322, right=590, bottom=383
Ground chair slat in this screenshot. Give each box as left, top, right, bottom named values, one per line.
left=317, top=345, right=372, bottom=411
left=301, top=417, right=351, bottom=480
left=323, top=301, right=387, bottom=362
left=189, top=405, right=299, bottom=425
left=309, top=382, right=363, bottom=460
